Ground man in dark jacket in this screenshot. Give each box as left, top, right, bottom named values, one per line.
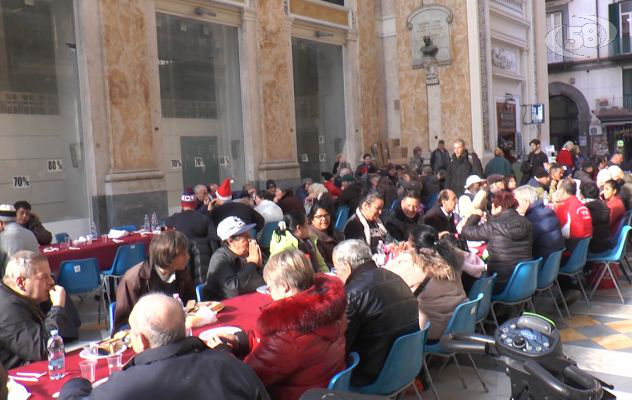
left=580, top=182, right=612, bottom=253
left=420, top=166, right=440, bottom=205
left=520, top=139, right=550, bottom=185
left=445, top=139, right=483, bottom=197
left=384, top=192, right=424, bottom=241
left=165, top=194, right=215, bottom=282
left=333, top=240, right=419, bottom=387
left=0, top=251, right=70, bottom=369
left=515, top=186, right=564, bottom=261
left=60, top=294, right=269, bottom=400
left=423, top=189, right=458, bottom=234
left=207, top=200, right=265, bottom=245
left=574, top=160, right=595, bottom=186
left=204, top=217, right=265, bottom=300
left=13, top=201, right=52, bottom=246
left=430, top=140, right=450, bottom=173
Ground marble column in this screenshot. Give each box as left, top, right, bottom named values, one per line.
left=256, top=0, right=300, bottom=185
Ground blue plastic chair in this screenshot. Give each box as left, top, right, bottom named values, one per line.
left=259, top=221, right=280, bottom=248
left=195, top=283, right=205, bottom=302
left=490, top=258, right=542, bottom=328
left=351, top=322, right=430, bottom=399
left=425, top=193, right=439, bottom=210
left=557, top=237, right=591, bottom=312
left=100, top=243, right=146, bottom=304
left=467, top=272, right=497, bottom=334
left=334, top=206, right=350, bottom=232
left=55, top=232, right=69, bottom=244
left=389, top=199, right=399, bottom=212
left=587, top=226, right=632, bottom=304
left=108, top=301, right=130, bottom=337
left=112, top=225, right=136, bottom=232
left=57, top=258, right=104, bottom=322
left=328, top=352, right=360, bottom=391
left=533, top=249, right=565, bottom=320
left=424, top=294, right=487, bottom=400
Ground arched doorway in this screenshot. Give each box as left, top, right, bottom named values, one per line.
left=549, top=95, right=579, bottom=151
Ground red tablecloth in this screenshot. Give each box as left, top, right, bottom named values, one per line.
left=41, top=233, right=154, bottom=273
left=8, top=292, right=273, bottom=399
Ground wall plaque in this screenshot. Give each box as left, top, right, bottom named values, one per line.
left=407, top=5, right=454, bottom=68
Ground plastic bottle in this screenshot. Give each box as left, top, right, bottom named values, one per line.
left=89, top=220, right=97, bottom=244
left=151, top=212, right=158, bottom=231
left=47, top=330, right=66, bottom=380
left=143, top=214, right=150, bottom=231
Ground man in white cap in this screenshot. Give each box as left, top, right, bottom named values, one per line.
left=0, top=205, right=38, bottom=275
left=203, top=216, right=265, bottom=300
left=457, top=175, right=486, bottom=218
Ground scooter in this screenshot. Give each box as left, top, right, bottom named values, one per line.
left=441, top=312, right=616, bottom=399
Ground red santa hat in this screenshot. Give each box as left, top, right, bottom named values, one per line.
left=216, top=178, right=233, bottom=201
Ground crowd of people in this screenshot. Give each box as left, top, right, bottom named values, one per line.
left=1, top=137, right=631, bottom=399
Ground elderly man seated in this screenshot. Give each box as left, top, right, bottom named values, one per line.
left=59, top=293, right=269, bottom=400
left=114, top=231, right=194, bottom=330
left=13, top=201, right=52, bottom=246
left=333, top=240, right=419, bottom=387
left=0, top=251, right=69, bottom=369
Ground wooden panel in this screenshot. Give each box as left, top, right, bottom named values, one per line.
left=290, top=0, right=349, bottom=27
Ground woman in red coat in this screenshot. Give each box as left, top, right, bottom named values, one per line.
left=602, top=179, right=625, bottom=236
left=213, top=250, right=347, bottom=400
left=556, top=141, right=575, bottom=172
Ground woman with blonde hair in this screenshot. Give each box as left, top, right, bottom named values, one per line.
left=557, top=141, right=575, bottom=172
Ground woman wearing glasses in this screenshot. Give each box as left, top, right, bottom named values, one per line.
left=307, top=199, right=340, bottom=269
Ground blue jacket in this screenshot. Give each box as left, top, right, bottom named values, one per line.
left=525, top=200, right=565, bottom=260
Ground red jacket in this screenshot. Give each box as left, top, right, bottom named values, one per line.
left=557, top=148, right=574, bottom=169
left=245, top=274, right=347, bottom=400
left=607, top=196, right=625, bottom=236
left=555, top=195, right=592, bottom=239
left=324, top=180, right=342, bottom=198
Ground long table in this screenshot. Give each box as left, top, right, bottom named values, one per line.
left=41, top=233, right=154, bottom=273
left=8, top=292, right=273, bottom=399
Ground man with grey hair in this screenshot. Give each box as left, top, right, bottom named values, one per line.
left=0, top=251, right=69, bottom=369
left=59, top=293, right=269, bottom=400
left=333, top=239, right=419, bottom=387
left=514, top=185, right=564, bottom=261
left=0, top=205, right=38, bottom=275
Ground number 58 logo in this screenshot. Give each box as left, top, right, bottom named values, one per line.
left=546, top=15, right=617, bottom=59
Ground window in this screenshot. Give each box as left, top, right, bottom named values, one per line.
left=624, top=69, right=632, bottom=111
left=610, top=1, right=632, bottom=55
left=546, top=12, right=563, bottom=63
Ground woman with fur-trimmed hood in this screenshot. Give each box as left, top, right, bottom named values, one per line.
left=209, top=250, right=347, bottom=400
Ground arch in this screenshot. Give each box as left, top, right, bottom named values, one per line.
left=548, top=82, right=591, bottom=152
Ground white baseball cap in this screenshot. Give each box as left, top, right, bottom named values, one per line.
left=464, top=175, right=486, bottom=189
left=216, top=216, right=256, bottom=241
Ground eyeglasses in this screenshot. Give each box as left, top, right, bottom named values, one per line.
left=313, top=214, right=330, bottom=220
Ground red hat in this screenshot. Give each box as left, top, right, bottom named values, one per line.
left=216, top=178, right=233, bottom=201
left=181, top=193, right=196, bottom=208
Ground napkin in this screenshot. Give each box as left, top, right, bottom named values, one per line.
left=42, top=247, right=59, bottom=253
left=7, top=378, right=31, bottom=400
left=108, top=229, right=129, bottom=239
left=74, top=236, right=87, bottom=244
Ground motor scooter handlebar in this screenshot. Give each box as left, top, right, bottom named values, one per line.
left=523, top=360, right=603, bottom=399
left=439, top=333, right=495, bottom=355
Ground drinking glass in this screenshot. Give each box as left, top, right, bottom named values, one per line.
left=79, top=360, right=97, bottom=382
left=101, top=234, right=109, bottom=243
left=106, top=354, right=123, bottom=375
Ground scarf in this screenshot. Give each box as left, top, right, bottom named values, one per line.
left=355, top=208, right=387, bottom=245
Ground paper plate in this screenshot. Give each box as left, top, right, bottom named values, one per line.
left=256, top=285, right=270, bottom=295
left=199, top=326, right=242, bottom=342
left=79, top=345, right=126, bottom=360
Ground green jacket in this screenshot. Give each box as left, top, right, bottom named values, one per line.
left=484, top=156, right=514, bottom=178
left=270, top=231, right=329, bottom=273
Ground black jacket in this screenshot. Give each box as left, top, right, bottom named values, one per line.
left=520, top=151, right=549, bottom=185
left=165, top=210, right=214, bottom=282
left=338, top=182, right=365, bottom=213
left=345, top=261, right=419, bottom=386
left=423, top=205, right=456, bottom=234
left=460, top=209, right=532, bottom=288
left=430, top=148, right=450, bottom=173
left=574, top=169, right=594, bottom=186
left=584, top=199, right=612, bottom=253
left=208, top=203, right=265, bottom=243
left=446, top=150, right=484, bottom=197
left=0, top=283, right=71, bottom=369
left=59, top=337, right=269, bottom=400
left=524, top=200, right=564, bottom=261
left=420, top=176, right=440, bottom=205
left=384, top=206, right=424, bottom=241
left=20, top=213, right=52, bottom=246
left=204, top=246, right=265, bottom=301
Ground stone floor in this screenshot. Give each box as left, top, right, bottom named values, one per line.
left=69, top=280, right=632, bottom=400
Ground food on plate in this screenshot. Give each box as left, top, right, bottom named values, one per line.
left=186, top=301, right=224, bottom=314
left=98, top=330, right=129, bottom=355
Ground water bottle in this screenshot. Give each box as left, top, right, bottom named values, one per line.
left=143, top=214, right=150, bottom=231
left=89, top=220, right=97, bottom=244
left=47, top=330, right=65, bottom=380
left=151, top=212, right=158, bottom=231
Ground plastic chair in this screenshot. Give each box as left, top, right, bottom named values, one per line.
left=467, top=272, right=497, bottom=334
left=351, top=322, right=430, bottom=399
left=259, top=221, right=280, bottom=248
left=100, top=243, right=146, bottom=304
left=328, top=352, right=360, bottom=391
left=108, top=301, right=130, bottom=337
left=195, top=283, right=205, bottom=302
left=425, top=193, right=439, bottom=210
left=334, top=206, right=350, bottom=232
left=489, top=258, right=542, bottom=328
left=55, top=232, right=69, bottom=244
left=587, top=226, right=632, bottom=304
left=557, top=237, right=591, bottom=315
left=389, top=199, right=399, bottom=212
left=57, top=258, right=104, bottom=322
left=533, top=249, right=565, bottom=320
left=424, top=294, right=487, bottom=400
left=112, top=225, right=136, bottom=232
